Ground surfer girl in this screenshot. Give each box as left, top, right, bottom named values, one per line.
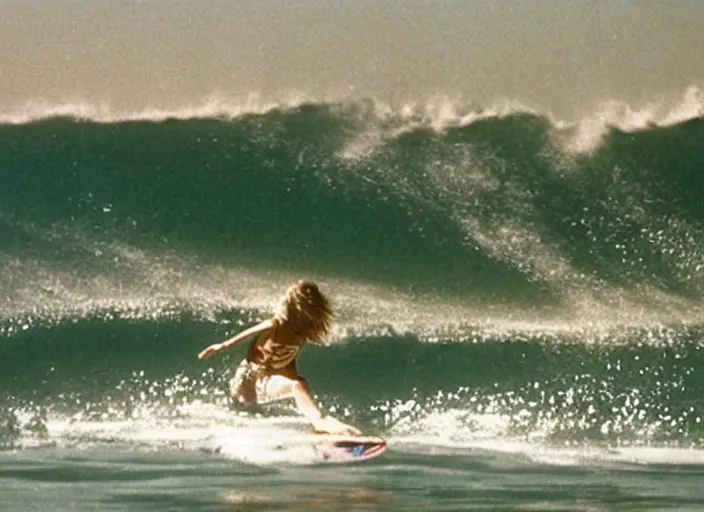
left=198, top=280, right=361, bottom=436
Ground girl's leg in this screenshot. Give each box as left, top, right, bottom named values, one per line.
left=229, top=361, right=258, bottom=404
left=262, top=375, right=322, bottom=420
left=262, top=376, right=361, bottom=435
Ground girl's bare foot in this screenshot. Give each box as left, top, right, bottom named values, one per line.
left=311, top=416, right=362, bottom=436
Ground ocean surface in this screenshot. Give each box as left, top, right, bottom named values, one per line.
left=2, top=97, right=704, bottom=511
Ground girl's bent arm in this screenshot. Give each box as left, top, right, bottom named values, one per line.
left=197, top=318, right=273, bottom=360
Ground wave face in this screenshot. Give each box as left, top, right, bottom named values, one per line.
left=1, top=101, right=704, bottom=450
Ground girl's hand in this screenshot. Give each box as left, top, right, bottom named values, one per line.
left=198, top=343, right=222, bottom=360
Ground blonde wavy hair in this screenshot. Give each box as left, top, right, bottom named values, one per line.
left=275, top=280, right=333, bottom=345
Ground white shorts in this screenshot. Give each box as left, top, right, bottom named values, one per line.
left=229, top=360, right=293, bottom=405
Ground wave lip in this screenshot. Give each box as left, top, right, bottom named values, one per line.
left=0, top=91, right=315, bottom=125
left=1, top=86, right=701, bottom=136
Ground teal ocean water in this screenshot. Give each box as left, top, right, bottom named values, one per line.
left=2, top=100, right=704, bottom=510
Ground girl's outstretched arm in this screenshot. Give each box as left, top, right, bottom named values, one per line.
left=197, top=318, right=274, bottom=360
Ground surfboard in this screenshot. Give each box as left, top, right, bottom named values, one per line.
left=211, top=424, right=387, bottom=466
left=312, top=435, right=387, bottom=463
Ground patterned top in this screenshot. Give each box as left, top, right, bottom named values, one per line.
left=249, top=319, right=302, bottom=370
